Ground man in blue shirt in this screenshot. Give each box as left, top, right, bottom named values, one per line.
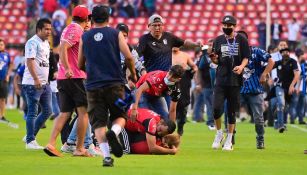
left=78, top=5, right=137, bottom=167
left=237, top=31, right=274, bottom=149
left=0, top=38, right=13, bottom=123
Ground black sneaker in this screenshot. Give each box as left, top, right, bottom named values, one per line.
left=0, top=116, right=9, bottom=123
left=256, top=140, right=265, bottom=149
left=106, top=130, right=123, bottom=158
left=103, top=157, right=114, bottom=167
left=299, top=121, right=306, bottom=125
left=279, top=127, right=285, bottom=133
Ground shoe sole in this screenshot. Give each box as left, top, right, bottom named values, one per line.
left=279, top=128, right=285, bottom=133
left=43, top=146, right=62, bottom=157
left=106, top=131, right=123, bottom=158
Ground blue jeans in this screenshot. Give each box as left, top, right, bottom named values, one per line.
left=241, top=93, right=265, bottom=138
left=286, top=93, right=299, bottom=123
left=67, top=119, right=93, bottom=148
left=193, top=88, right=214, bottom=125
left=295, top=93, right=306, bottom=122
left=51, top=92, right=60, bottom=117
left=139, top=93, right=169, bottom=120
left=20, top=86, right=28, bottom=120
left=270, top=86, right=285, bottom=129
left=22, top=84, right=52, bottom=143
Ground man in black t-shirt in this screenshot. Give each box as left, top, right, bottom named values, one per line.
left=209, top=15, right=250, bottom=151
left=271, top=48, right=300, bottom=133
left=136, top=14, right=202, bottom=72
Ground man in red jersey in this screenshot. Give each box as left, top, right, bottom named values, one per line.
left=130, top=65, right=184, bottom=122
left=122, top=108, right=177, bottom=154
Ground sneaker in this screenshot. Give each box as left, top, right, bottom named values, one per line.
left=26, top=140, right=44, bottom=150
left=0, top=116, right=9, bottom=123
left=43, top=144, right=63, bottom=157
left=256, top=140, right=265, bottom=149
left=299, top=121, right=306, bottom=125
left=87, top=144, right=102, bottom=157
left=212, top=132, right=224, bottom=149
left=22, top=135, right=27, bottom=143
left=61, top=143, right=76, bottom=153
left=208, top=125, right=216, bottom=131
left=279, top=127, right=285, bottom=133
left=106, top=130, right=123, bottom=158
left=222, top=138, right=233, bottom=151
left=103, top=157, right=114, bottom=167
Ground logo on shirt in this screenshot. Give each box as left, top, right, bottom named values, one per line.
left=163, top=39, right=167, bottom=45
left=94, top=32, right=103, bottom=41
left=243, top=67, right=255, bottom=80
left=152, top=42, right=156, bottom=46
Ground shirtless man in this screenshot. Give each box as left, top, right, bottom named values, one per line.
left=172, top=47, right=198, bottom=136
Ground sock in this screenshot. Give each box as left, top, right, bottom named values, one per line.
left=99, top=143, right=111, bottom=158
left=217, top=129, right=223, bottom=135
left=226, top=133, right=233, bottom=143
left=111, top=124, right=122, bottom=136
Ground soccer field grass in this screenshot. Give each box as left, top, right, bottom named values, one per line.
left=0, top=110, right=306, bottom=175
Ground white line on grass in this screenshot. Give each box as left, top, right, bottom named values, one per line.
left=288, top=124, right=307, bottom=133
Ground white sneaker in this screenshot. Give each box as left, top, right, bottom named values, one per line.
left=222, top=136, right=233, bottom=151
left=208, top=125, right=216, bottom=131
left=60, top=143, right=76, bottom=153
left=22, top=135, right=26, bottom=143
left=26, top=140, right=44, bottom=149
left=87, top=144, right=102, bottom=157
left=212, top=132, right=224, bottom=149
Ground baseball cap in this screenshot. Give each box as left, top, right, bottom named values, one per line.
left=222, top=15, right=237, bottom=25
left=116, top=23, right=129, bottom=34
left=92, top=5, right=111, bottom=23
left=148, top=14, right=164, bottom=25
left=72, top=5, right=89, bottom=19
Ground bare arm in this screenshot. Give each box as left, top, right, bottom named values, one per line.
left=119, top=32, right=137, bottom=82
left=233, top=58, right=249, bottom=75
left=260, top=58, right=275, bottom=84
left=77, top=38, right=86, bottom=71
left=187, top=55, right=198, bottom=73
left=59, top=41, right=73, bottom=78
left=183, top=39, right=202, bottom=49
left=169, top=101, right=177, bottom=122
left=289, top=70, right=300, bottom=95
left=130, top=82, right=150, bottom=121
left=146, top=133, right=177, bottom=155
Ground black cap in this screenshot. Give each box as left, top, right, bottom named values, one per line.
left=222, top=15, right=237, bottom=25
left=116, top=23, right=129, bottom=34
left=92, top=5, right=110, bottom=23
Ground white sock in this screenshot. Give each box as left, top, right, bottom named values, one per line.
left=226, top=133, right=233, bottom=143
left=111, top=124, right=122, bottom=136
left=99, top=143, right=111, bottom=158
left=217, top=129, right=223, bottom=135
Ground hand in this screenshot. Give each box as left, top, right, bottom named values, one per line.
left=209, top=53, right=218, bottom=63
left=267, top=78, right=274, bottom=86
left=288, top=85, right=295, bottom=95
left=5, top=75, right=9, bottom=82
left=295, top=88, right=300, bottom=95
left=195, top=85, right=202, bottom=93
left=128, top=80, right=136, bottom=90
left=196, top=40, right=203, bottom=48
left=170, top=145, right=178, bottom=155
left=233, top=65, right=244, bottom=75
left=130, top=109, right=138, bottom=122
left=15, top=88, right=21, bottom=96
left=259, top=73, right=267, bottom=85
left=53, top=72, right=58, bottom=79
left=34, top=79, right=42, bottom=89
left=65, top=69, right=73, bottom=79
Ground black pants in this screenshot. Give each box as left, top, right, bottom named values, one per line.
left=213, top=86, right=240, bottom=124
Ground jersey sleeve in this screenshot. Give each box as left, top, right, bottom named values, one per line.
left=171, top=33, right=185, bottom=48
left=25, top=40, right=37, bottom=59
left=169, top=85, right=181, bottom=102
left=292, top=59, right=299, bottom=71
left=61, top=26, right=82, bottom=46
left=254, top=47, right=271, bottom=62
left=136, top=35, right=146, bottom=57
left=143, top=118, right=157, bottom=135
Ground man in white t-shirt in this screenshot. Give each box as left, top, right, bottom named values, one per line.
left=288, top=18, right=300, bottom=52
left=22, top=18, right=52, bottom=149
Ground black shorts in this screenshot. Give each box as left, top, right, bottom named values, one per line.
left=0, top=80, right=8, bottom=99
left=213, top=85, right=240, bottom=119
left=87, top=84, right=127, bottom=129
left=57, top=79, right=87, bottom=112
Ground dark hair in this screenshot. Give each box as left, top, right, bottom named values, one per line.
left=0, top=38, right=4, bottom=43
left=164, top=119, right=176, bottom=134
left=169, top=65, right=185, bottom=78
left=72, top=16, right=88, bottom=23
left=267, top=45, right=276, bottom=52
left=36, top=18, right=51, bottom=33
left=237, top=30, right=248, bottom=39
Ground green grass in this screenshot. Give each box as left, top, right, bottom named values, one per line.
left=0, top=109, right=306, bottom=175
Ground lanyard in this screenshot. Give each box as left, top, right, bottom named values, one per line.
left=225, top=33, right=237, bottom=58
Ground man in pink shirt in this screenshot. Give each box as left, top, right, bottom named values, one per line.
left=44, top=5, right=91, bottom=157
